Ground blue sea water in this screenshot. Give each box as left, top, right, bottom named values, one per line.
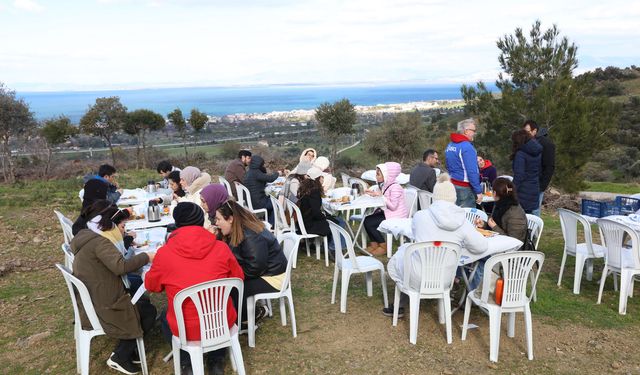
left=17, top=83, right=493, bottom=122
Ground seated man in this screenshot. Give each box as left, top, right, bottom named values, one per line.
left=85, top=164, right=123, bottom=205
left=157, top=160, right=181, bottom=189
left=224, top=150, right=252, bottom=199
left=144, top=202, right=245, bottom=375
left=409, top=149, right=439, bottom=193
left=384, top=173, right=488, bottom=317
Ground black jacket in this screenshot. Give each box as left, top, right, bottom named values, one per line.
left=512, top=139, right=543, bottom=213
left=230, top=228, right=287, bottom=279
left=409, top=163, right=437, bottom=193
left=536, top=128, right=556, bottom=192
left=299, top=190, right=330, bottom=237
left=242, top=155, right=279, bottom=209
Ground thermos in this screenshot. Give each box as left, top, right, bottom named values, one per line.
left=147, top=180, right=157, bottom=193
left=147, top=200, right=161, bottom=222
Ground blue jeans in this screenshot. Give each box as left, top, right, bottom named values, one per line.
left=261, top=197, right=275, bottom=227
left=328, top=216, right=348, bottom=253
left=531, top=192, right=544, bottom=217
left=455, top=185, right=476, bottom=208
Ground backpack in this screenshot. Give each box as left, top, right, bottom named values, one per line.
left=520, top=228, right=537, bottom=251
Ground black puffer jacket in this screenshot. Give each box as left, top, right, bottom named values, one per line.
left=242, top=155, right=279, bottom=209
left=512, top=139, right=542, bottom=213
left=299, top=190, right=330, bottom=236
left=536, top=128, right=556, bottom=192
left=230, top=228, right=287, bottom=279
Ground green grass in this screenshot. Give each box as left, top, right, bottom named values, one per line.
left=584, top=181, right=640, bottom=194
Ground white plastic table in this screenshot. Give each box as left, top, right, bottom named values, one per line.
left=125, top=215, right=175, bottom=231
left=265, top=176, right=286, bottom=196
left=117, top=188, right=172, bottom=206
left=129, top=227, right=167, bottom=304
left=323, top=195, right=385, bottom=254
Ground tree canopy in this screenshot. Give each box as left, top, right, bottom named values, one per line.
left=364, top=112, right=427, bottom=165
left=168, top=108, right=188, bottom=160
left=0, top=83, right=37, bottom=183
left=315, top=98, right=357, bottom=170
left=123, top=109, right=165, bottom=168
left=79, top=97, right=127, bottom=166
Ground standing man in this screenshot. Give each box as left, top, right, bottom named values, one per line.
left=409, top=149, right=439, bottom=192
left=523, top=120, right=555, bottom=216
left=156, top=160, right=181, bottom=189
left=445, top=118, right=482, bottom=208
left=224, top=150, right=252, bottom=199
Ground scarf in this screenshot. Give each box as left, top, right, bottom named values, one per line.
left=491, top=195, right=518, bottom=229
left=87, top=215, right=130, bottom=287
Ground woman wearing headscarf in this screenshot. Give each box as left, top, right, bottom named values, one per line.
left=71, top=206, right=156, bottom=374
left=179, top=166, right=212, bottom=203
left=313, top=156, right=336, bottom=192
left=200, top=183, right=229, bottom=235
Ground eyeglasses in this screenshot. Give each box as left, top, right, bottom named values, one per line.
left=466, top=128, right=477, bottom=133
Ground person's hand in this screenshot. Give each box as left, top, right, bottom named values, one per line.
left=126, top=231, right=137, bottom=240
left=146, top=251, right=156, bottom=263
left=488, top=217, right=497, bottom=229
left=117, top=188, right=123, bottom=194
left=476, top=193, right=483, bottom=204
left=283, top=169, right=290, bottom=175
left=365, top=190, right=381, bottom=197
left=152, top=197, right=162, bottom=204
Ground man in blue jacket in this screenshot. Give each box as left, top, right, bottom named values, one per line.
left=445, top=119, right=482, bottom=207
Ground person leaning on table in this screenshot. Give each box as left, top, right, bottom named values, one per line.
left=144, top=202, right=244, bottom=375
left=70, top=206, right=156, bottom=375
left=383, top=173, right=488, bottom=317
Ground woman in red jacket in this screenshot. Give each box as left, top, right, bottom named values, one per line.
left=145, top=202, right=244, bottom=375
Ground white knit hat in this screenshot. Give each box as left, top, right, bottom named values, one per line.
left=306, top=167, right=323, bottom=180
left=432, top=173, right=457, bottom=203
left=314, top=156, right=330, bottom=171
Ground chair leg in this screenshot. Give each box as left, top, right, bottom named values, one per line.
left=323, top=236, right=329, bottom=267
left=524, top=304, right=534, bottom=360
left=443, top=292, right=453, bottom=344
left=331, top=266, right=339, bottom=304
left=586, top=258, right=594, bottom=281
left=386, top=233, right=393, bottom=258
left=392, top=286, right=400, bottom=327
left=488, top=308, right=502, bottom=362
left=266, top=299, right=273, bottom=317
left=279, top=297, right=287, bottom=326
left=78, top=334, right=91, bottom=375
left=315, top=238, right=321, bottom=260
left=305, top=239, right=311, bottom=257
left=340, top=270, right=351, bottom=313
left=613, top=271, right=618, bottom=292
left=437, top=299, right=445, bottom=325
left=287, top=293, right=297, bottom=338
left=365, top=272, right=373, bottom=297
left=247, top=296, right=257, bottom=348
left=507, top=312, right=516, bottom=338
left=172, top=339, right=181, bottom=375
left=230, top=334, right=246, bottom=375
left=380, top=270, right=389, bottom=308
left=557, top=251, right=568, bottom=286
left=619, top=270, right=631, bottom=315
left=597, top=265, right=608, bottom=304
left=573, top=254, right=587, bottom=294
left=74, top=324, right=81, bottom=374
left=408, top=294, right=420, bottom=345
left=136, top=338, right=149, bottom=375
left=461, top=295, right=472, bottom=341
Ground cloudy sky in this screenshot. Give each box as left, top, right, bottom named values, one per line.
left=1, top=0, right=639, bottom=91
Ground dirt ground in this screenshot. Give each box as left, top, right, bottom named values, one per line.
left=1, top=207, right=640, bottom=375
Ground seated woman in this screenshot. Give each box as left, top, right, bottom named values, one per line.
left=200, top=183, right=229, bottom=235
left=72, top=199, right=113, bottom=236
left=363, top=162, right=409, bottom=256
left=313, top=156, right=337, bottom=192
left=278, top=160, right=311, bottom=205
left=289, top=148, right=317, bottom=173
left=483, top=177, right=528, bottom=244
left=214, top=200, right=288, bottom=324
left=70, top=206, right=156, bottom=374
left=179, top=166, right=212, bottom=203
left=156, top=170, right=186, bottom=205
left=145, top=202, right=244, bottom=375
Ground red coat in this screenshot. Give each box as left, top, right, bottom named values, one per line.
left=145, top=226, right=244, bottom=341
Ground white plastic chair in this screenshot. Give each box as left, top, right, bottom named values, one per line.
left=172, top=278, right=245, bottom=375
left=463, top=207, right=488, bottom=224
left=340, top=172, right=351, bottom=188
left=62, top=244, right=75, bottom=269
left=270, top=196, right=293, bottom=239
left=525, top=214, right=544, bottom=250
left=392, top=241, right=461, bottom=344
left=328, top=221, right=389, bottom=313
left=596, top=219, right=640, bottom=315
left=286, top=198, right=330, bottom=267
left=234, top=182, right=269, bottom=223
left=461, top=251, right=545, bottom=362
left=385, top=188, right=418, bottom=258
left=55, top=210, right=75, bottom=245
left=417, top=190, right=433, bottom=210
left=218, top=176, right=233, bottom=197
left=55, top=264, right=149, bottom=375
left=246, top=232, right=299, bottom=347
left=557, top=208, right=606, bottom=294
left=79, top=189, right=84, bottom=202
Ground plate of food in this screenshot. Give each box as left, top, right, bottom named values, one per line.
left=476, top=228, right=498, bottom=237
left=330, top=196, right=350, bottom=203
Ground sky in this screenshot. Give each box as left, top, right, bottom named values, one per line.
left=1, top=0, right=639, bottom=91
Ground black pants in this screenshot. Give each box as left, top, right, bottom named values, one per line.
left=113, top=298, right=156, bottom=361
left=363, top=210, right=386, bottom=243
left=160, top=310, right=225, bottom=367
left=231, top=277, right=279, bottom=322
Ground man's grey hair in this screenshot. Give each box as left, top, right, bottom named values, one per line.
left=457, top=118, right=476, bottom=133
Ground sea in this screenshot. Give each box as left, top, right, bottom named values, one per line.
left=17, top=83, right=495, bottom=122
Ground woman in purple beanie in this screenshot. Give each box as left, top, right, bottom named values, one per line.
left=200, top=184, right=229, bottom=234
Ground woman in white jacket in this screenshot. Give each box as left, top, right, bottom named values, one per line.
left=384, top=173, right=488, bottom=316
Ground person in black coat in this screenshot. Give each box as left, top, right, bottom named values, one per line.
left=241, top=155, right=282, bottom=225
left=511, top=130, right=542, bottom=214
left=215, top=200, right=287, bottom=322
left=523, top=120, right=556, bottom=216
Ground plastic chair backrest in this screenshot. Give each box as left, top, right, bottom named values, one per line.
left=340, top=173, right=351, bottom=188
left=276, top=232, right=301, bottom=292
left=61, top=244, right=75, bottom=269
left=463, top=207, right=487, bottom=224
left=558, top=208, right=596, bottom=256
left=55, top=263, right=104, bottom=332
left=479, top=252, right=544, bottom=308
left=525, top=214, right=544, bottom=249
left=417, top=190, right=433, bottom=210
left=234, top=183, right=253, bottom=210
left=597, top=219, right=640, bottom=270
left=173, top=278, right=243, bottom=348
left=270, top=196, right=289, bottom=234
left=218, top=176, right=233, bottom=197
left=54, top=210, right=74, bottom=245
left=402, top=241, right=461, bottom=295
left=404, top=188, right=419, bottom=217
left=497, top=175, right=513, bottom=181
left=79, top=189, right=84, bottom=202
left=285, top=198, right=310, bottom=236
left=328, top=221, right=361, bottom=272
left=347, top=177, right=368, bottom=194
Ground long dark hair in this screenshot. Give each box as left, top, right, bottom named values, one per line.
left=216, top=200, right=264, bottom=247
left=168, top=170, right=186, bottom=197
left=96, top=206, right=131, bottom=231
left=510, top=129, right=532, bottom=161
left=491, top=177, right=519, bottom=228
left=298, top=177, right=324, bottom=199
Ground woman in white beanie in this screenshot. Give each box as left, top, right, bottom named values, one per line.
left=382, top=173, right=488, bottom=317
left=313, top=156, right=337, bottom=192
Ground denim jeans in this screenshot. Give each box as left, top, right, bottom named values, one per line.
left=455, top=185, right=476, bottom=208
left=531, top=192, right=544, bottom=217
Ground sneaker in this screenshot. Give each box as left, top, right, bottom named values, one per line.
left=107, top=353, right=140, bottom=375
left=382, top=305, right=404, bottom=318
left=255, top=305, right=269, bottom=323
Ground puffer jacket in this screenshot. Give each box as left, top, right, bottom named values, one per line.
left=229, top=228, right=287, bottom=280
left=445, top=133, right=482, bottom=194
left=378, top=162, right=409, bottom=219
left=490, top=204, right=528, bottom=243
left=512, top=139, right=543, bottom=212
left=243, top=155, right=279, bottom=209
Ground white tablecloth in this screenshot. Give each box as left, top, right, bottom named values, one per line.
left=125, top=215, right=175, bottom=231
left=118, top=188, right=172, bottom=206
left=322, top=195, right=385, bottom=215
left=265, top=176, right=286, bottom=196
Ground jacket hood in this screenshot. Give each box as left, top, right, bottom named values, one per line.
left=536, top=128, right=549, bottom=138
left=165, top=226, right=219, bottom=259
left=519, top=139, right=543, bottom=157
left=480, top=159, right=493, bottom=170
left=380, top=162, right=401, bottom=185
left=299, top=148, right=317, bottom=163
left=249, top=155, right=265, bottom=170
left=187, top=172, right=211, bottom=194
left=450, top=133, right=471, bottom=143
left=70, top=229, right=101, bottom=254
left=427, top=200, right=467, bottom=231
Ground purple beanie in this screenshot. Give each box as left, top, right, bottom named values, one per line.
left=200, top=184, right=229, bottom=215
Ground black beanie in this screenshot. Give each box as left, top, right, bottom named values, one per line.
left=83, top=179, right=108, bottom=208
left=173, top=202, right=205, bottom=228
